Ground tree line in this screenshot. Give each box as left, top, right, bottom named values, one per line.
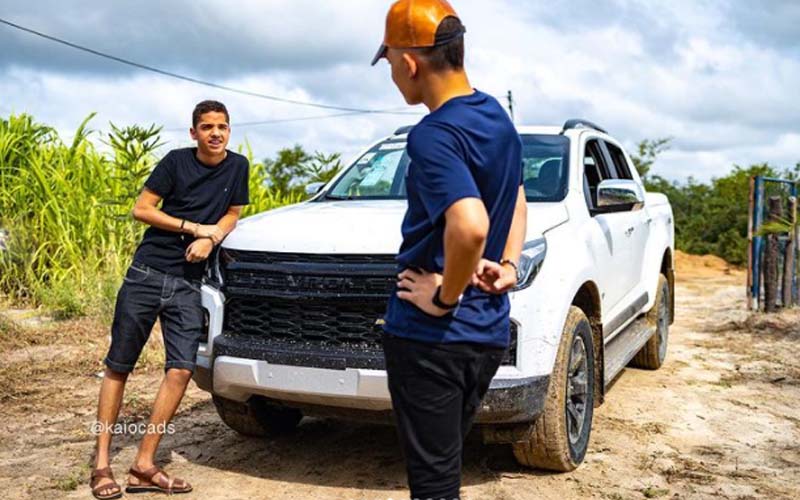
left=632, top=139, right=799, bottom=266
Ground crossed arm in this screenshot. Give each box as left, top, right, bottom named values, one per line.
left=397, top=185, right=528, bottom=316
left=132, top=187, right=243, bottom=263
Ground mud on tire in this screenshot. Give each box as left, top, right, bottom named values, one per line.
left=512, top=306, right=595, bottom=471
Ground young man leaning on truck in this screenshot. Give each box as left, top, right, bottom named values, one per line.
left=372, top=1, right=528, bottom=499
left=89, top=100, right=249, bottom=499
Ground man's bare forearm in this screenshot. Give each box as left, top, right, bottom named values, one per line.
left=440, top=198, right=489, bottom=303
left=132, top=204, right=193, bottom=235
left=501, top=186, right=527, bottom=264
left=215, top=206, right=243, bottom=238
left=132, top=188, right=203, bottom=236
left=132, top=189, right=238, bottom=243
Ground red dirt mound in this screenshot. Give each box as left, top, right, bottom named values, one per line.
left=674, top=249, right=742, bottom=277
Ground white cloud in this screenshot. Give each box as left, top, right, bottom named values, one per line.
left=0, top=67, right=419, bottom=162
left=1, top=0, right=798, bottom=182
left=655, top=133, right=800, bottom=181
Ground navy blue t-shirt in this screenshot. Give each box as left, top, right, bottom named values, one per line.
left=383, top=90, right=522, bottom=347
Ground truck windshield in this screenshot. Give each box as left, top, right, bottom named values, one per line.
left=324, top=134, right=569, bottom=202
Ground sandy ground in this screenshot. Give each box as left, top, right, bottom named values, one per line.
left=1, top=251, right=798, bottom=499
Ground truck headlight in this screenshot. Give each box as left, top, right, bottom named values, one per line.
left=514, top=238, right=547, bottom=291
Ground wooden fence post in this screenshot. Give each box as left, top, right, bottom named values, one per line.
left=785, top=196, right=798, bottom=307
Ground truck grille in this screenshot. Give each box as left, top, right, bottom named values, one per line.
left=225, top=296, right=385, bottom=346
left=221, top=250, right=396, bottom=299
left=220, top=251, right=517, bottom=368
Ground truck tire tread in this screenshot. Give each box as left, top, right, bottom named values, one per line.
left=629, top=274, right=669, bottom=370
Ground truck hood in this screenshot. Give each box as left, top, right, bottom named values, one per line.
left=224, top=200, right=568, bottom=254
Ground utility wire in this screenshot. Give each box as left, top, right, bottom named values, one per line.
left=0, top=17, right=417, bottom=116
left=166, top=93, right=510, bottom=131
left=162, top=111, right=396, bottom=132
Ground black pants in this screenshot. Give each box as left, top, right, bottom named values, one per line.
left=382, top=333, right=505, bottom=500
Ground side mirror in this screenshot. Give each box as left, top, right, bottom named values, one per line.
left=305, top=182, right=325, bottom=196
left=596, top=179, right=644, bottom=212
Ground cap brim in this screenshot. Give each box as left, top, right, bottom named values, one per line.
left=370, top=44, right=387, bottom=66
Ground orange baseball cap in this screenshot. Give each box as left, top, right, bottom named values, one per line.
left=371, top=0, right=466, bottom=66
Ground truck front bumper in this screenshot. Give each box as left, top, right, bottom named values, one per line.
left=193, top=283, right=549, bottom=424
left=195, top=355, right=548, bottom=424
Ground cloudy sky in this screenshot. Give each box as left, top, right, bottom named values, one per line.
left=1, top=0, right=798, bottom=182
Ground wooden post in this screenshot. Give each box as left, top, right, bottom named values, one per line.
left=794, top=183, right=799, bottom=305
left=785, top=196, right=798, bottom=307
left=765, top=196, right=782, bottom=313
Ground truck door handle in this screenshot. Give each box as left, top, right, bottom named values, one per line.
left=625, top=227, right=635, bottom=236
left=646, top=218, right=653, bottom=225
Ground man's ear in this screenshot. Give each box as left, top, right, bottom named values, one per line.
left=189, top=127, right=198, bottom=140
left=401, top=52, right=419, bottom=79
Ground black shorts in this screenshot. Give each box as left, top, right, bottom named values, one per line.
left=104, top=261, right=204, bottom=374
left=382, top=332, right=505, bottom=500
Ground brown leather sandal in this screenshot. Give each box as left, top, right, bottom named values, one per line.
left=126, top=465, right=193, bottom=495
left=90, top=467, right=122, bottom=500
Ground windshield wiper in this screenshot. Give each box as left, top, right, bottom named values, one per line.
left=324, top=194, right=355, bottom=200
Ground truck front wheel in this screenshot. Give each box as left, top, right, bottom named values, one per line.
left=512, top=306, right=595, bottom=471
left=212, top=395, right=302, bottom=437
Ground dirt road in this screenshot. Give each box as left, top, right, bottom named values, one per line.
left=1, top=252, right=798, bottom=499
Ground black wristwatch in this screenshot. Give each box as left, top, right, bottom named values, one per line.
left=432, top=285, right=460, bottom=310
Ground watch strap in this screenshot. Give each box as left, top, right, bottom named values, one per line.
left=432, top=285, right=460, bottom=310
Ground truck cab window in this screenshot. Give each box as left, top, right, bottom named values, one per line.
left=583, top=139, right=611, bottom=209
left=604, top=142, right=634, bottom=180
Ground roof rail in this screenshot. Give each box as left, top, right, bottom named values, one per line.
left=561, top=119, right=607, bottom=134
left=394, top=125, right=414, bottom=135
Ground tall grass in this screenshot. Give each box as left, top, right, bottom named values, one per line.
left=0, top=113, right=300, bottom=318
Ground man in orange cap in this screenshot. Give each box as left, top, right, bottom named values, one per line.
left=373, top=1, right=528, bottom=499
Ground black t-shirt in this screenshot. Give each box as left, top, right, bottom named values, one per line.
left=132, top=148, right=249, bottom=279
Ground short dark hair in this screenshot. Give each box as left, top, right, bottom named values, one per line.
left=192, top=100, right=229, bottom=128
left=416, top=16, right=465, bottom=71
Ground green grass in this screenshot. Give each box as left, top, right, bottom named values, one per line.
left=0, top=113, right=301, bottom=318
left=52, top=464, right=90, bottom=492
left=641, top=486, right=669, bottom=498
left=0, top=313, right=19, bottom=337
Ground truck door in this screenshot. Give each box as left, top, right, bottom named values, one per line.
left=582, top=139, right=635, bottom=319
left=602, top=140, right=650, bottom=303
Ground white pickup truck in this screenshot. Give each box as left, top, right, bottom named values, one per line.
left=193, top=119, right=675, bottom=471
